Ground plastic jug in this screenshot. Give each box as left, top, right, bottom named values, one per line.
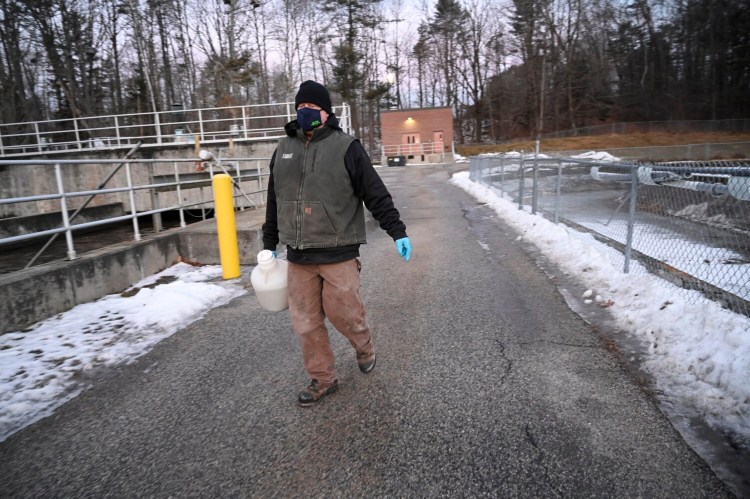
left=250, top=250, right=289, bottom=312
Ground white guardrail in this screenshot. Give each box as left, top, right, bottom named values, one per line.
left=0, top=152, right=270, bottom=268
left=0, top=102, right=351, bottom=157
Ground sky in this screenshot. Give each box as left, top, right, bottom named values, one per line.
left=1, top=155, right=748, bottom=487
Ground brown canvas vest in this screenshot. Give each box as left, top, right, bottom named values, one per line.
left=272, top=129, right=365, bottom=250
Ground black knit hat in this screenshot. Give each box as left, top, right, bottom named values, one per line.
left=295, top=80, right=333, bottom=114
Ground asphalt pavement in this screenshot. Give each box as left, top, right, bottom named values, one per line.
left=0, top=163, right=733, bottom=497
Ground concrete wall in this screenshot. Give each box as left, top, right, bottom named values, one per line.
left=0, top=233, right=181, bottom=334
left=0, top=210, right=267, bottom=334
left=0, top=203, right=124, bottom=240
left=0, top=140, right=278, bottom=219
left=0, top=139, right=281, bottom=333
left=0, top=139, right=288, bottom=333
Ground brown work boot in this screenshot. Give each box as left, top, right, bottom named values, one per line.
left=297, top=379, right=339, bottom=407
left=357, top=352, right=377, bottom=374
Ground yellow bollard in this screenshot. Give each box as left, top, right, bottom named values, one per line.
left=212, top=174, right=241, bottom=279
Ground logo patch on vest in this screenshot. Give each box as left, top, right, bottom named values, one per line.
left=304, top=207, right=312, bottom=215
left=282, top=153, right=293, bottom=159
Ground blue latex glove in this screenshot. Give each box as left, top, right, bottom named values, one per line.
left=271, top=251, right=277, bottom=258
left=395, top=237, right=411, bottom=262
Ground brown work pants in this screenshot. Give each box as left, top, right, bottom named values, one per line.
left=287, top=258, right=374, bottom=384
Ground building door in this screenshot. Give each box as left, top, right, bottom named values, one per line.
left=433, top=131, right=444, bottom=153
left=402, top=133, right=420, bottom=155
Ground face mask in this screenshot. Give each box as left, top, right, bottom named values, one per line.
left=296, top=107, right=323, bottom=132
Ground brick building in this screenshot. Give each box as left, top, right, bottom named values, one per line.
left=380, top=107, right=454, bottom=166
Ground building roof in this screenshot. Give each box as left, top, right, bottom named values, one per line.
left=380, top=106, right=453, bottom=114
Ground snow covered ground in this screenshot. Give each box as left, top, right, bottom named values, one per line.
left=451, top=170, right=750, bottom=451
left=0, top=264, right=246, bottom=441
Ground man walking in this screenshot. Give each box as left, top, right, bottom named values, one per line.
left=262, top=80, right=412, bottom=407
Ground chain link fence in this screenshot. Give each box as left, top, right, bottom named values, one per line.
left=469, top=154, right=750, bottom=316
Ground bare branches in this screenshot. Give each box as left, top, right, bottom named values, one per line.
left=0, top=0, right=747, bottom=148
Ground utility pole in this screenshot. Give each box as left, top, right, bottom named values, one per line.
left=536, top=44, right=546, bottom=156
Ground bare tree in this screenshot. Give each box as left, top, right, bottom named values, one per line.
left=510, top=0, right=546, bottom=134
left=1, top=0, right=40, bottom=129
left=168, top=0, right=200, bottom=108
left=383, top=0, right=412, bottom=108
left=543, top=0, right=588, bottom=129
left=268, top=0, right=321, bottom=94
left=456, top=0, right=504, bottom=142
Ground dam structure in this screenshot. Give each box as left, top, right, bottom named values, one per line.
left=0, top=102, right=352, bottom=334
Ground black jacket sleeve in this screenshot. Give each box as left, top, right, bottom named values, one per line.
left=261, top=150, right=279, bottom=251
left=345, top=140, right=407, bottom=241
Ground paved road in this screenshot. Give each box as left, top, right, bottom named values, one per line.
left=0, top=164, right=732, bottom=497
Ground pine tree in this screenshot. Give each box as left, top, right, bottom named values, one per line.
left=324, top=0, right=382, bottom=137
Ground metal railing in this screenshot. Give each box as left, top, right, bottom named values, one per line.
left=469, top=154, right=750, bottom=316
left=382, top=142, right=447, bottom=157
left=0, top=151, right=270, bottom=269
left=0, top=102, right=351, bottom=158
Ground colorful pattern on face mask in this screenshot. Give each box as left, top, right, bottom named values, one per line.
left=297, top=107, right=323, bottom=132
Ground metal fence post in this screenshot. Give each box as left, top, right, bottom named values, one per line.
left=125, top=162, right=142, bottom=241
left=257, top=160, right=265, bottom=205
left=149, top=161, right=162, bottom=232
left=554, top=159, right=562, bottom=223
left=198, top=109, right=205, bottom=143
left=500, top=156, right=505, bottom=197
left=518, top=155, right=525, bottom=210
left=155, top=111, right=162, bottom=144
left=54, top=163, right=77, bottom=260
left=115, top=115, right=121, bottom=148
left=174, top=161, right=186, bottom=228
left=35, top=123, right=42, bottom=152
left=624, top=165, right=639, bottom=274
left=242, top=107, right=248, bottom=139
left=235, top=161, right=244, bottom=211
left=532, top=155, right=539, bottom=214
left=73, top=117, right=82, bottom=150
